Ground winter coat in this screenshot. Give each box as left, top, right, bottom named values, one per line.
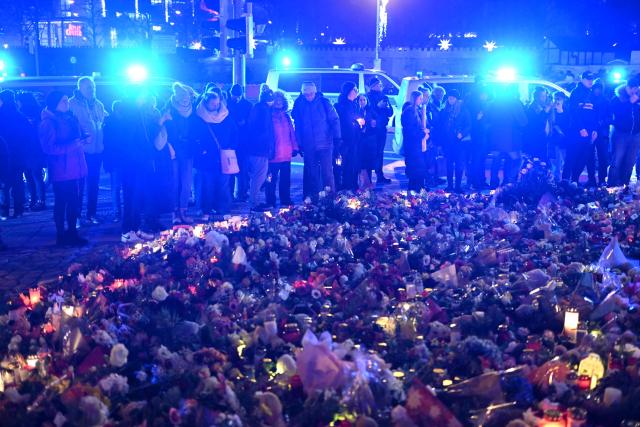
left=401, top=104, right=427, bottom=177
left=486, top=98, right=528, bottom=153
left=118, top=101, right=164, bottom=174
left=246, top=101, right=275, bottom=158
left=438, top=101, right=471, bottom=149
left=39, top=109, right=88, bottom=182
left=550, top=108, right=570, bottom=149
left=192, top=115, right=238, bottom=172
left=228, top=97, right=253, bottom=153
left=610, top=85, right=640, bottom=135
left=0, top=103, right=30, bottom=169
left=568, top=83, right=598, bottom=135
left=271, top=110, right=298, bottom=163
left=334, top=97, right=362, bottom=149
left=524, top=102, right=551, bottom=158
left=291, top=93, right=341, bottom=151
left=102, top=112, right=127, bottom=173
left=68, top=90, right=108, bottom=154
left=367, top=90, right=394, bottom=131
left=164, top=104, right=197, bottom=159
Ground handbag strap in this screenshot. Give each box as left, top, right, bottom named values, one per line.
left=206, top=123, right=221, bottom=151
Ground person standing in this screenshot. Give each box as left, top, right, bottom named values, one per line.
left=402, top=91, right=428, bottom=192
left=164, top=82, right=197, bottom=224
left=291, top=81, right=341, bottom=199
left=246, top=85, right=275, bottom=211
left=356, top=93, right=376, bottom=190
left=465, top=84, right=490, bottom=189
left=227, top=84, right=253, bottom=201
left=549, top=91, right=571, bottom=182
left=266, top=90, right=298, bottom=207
left=367, top=77, right=393, bottom=184
left=334, top=81, right=361, bottom=191
left=567, top=71, right=599, bottom=185
left=438, top=90, right=471, bottom=192
left=103, top=100, right=125, bottom=221
left=16, top=91, right=47, bottom=211
left=608, top=75, right=640, bottom=186
left=524, top=87, right=552, bottom=161
left=192, top=91, right=237, bottom=220
left=119, top=91, right=167, bottom=243
left=39, top=91, right=88, bottom=246
left=591, top=79, right=611, bottom=186
left=69, top=77, right=107, bottom=224
left=486, top=85, right=528, bottom=188
left=0, top=90, right=28, bottom=219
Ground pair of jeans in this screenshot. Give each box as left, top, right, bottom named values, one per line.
left=231, top=149, right=250, bottom=199
left=374, top=130, right=387, bottom=175
left=200, top=169, right=231, bottom=215
left=121, top=169, right=149, bottom=233
left=1, top=166, right=25, bottom=217
left=303, top=147, right=335, bottom=199
left=609, top=131, right=640, bottom=186
left=79, top=153, right=102, bottom=218
left=445, top=144, right=467, bottom=189
left=266, top=162, right=292, bottom=206
left=25, top=166, right=46, bottom=204
left=53, top=179, right=80, bottom=237
left=550, top=146, right=568, bottom=182
left=588, top=135, right=609, bottom=185
left=173, top=158, right=193, bottom=210
left=334, top=142, right=358, bottom=191
left=248, top=156, right=269, bottom=207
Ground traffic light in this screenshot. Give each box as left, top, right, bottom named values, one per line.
left=226, top=15, right=254, bottom=57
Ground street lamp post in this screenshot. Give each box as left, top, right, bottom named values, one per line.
left=374, top=0, right=381, bottom=70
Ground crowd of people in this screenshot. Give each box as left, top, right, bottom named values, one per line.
left=0, top=71, right=639, bottom=248
left=400, top=71, right=640, bottom=193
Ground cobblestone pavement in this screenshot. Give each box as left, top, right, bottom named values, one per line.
left=0, top=151, right=406, bottom=292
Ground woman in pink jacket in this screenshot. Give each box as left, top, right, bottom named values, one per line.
left=39, top=91, right=88, bottom=246
left=266, top=91, right=299, bottom=207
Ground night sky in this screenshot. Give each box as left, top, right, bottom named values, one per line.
left=265, top=0, right=640, bottom=47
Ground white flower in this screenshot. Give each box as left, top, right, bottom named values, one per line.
left=152, top=286, right=169, bottom=302
left=79, top=395, right=109, bottom=427
left=110, top=343, right=129, bottom=367
left=99, top=373, right=129, bottom=395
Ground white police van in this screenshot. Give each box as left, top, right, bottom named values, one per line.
left=265, top=64, right=400, bottom=106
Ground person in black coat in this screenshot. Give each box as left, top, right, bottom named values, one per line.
left=246, top=86, right=275, bottom=211
left=227, top=84, right=253, bottom=201
left=334, top=81, right=361, bottom=191
left=465, top=84, right=491, bottom=189
left=549, top=91, right=571, bottom=182
left=402, top=91, right=427, bottom=192
left=356, top=94, right=377, bottom=189
left=0, top=90, right=29, bottom=219
left=438, top=90, right=471, bottom=192
left=608, top=75, right=640, bottom=186
left=16, top=91, right=47, bottom=211
left=103, top=100, right=126, bottom=220
left=367, top=77, right=393, bottom=184
left=524, top=87, right=552, bottom=161
left=590, top=79, right=611, bottom=186
left=567, top=71, right=599, bottom=184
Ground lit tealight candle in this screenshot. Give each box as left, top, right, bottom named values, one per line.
left=564, top=308, right=579, bottom=343
left=26, top=355, right=38, bottom=369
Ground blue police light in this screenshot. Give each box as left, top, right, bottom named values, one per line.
left=281, top=56, right=292, bottom=67
left=611, top=69, right=625, bottom=84
left=496, top=66, right=517, bottom=82
left=0, top=59, right=5, bottom=73
left=126, top=64, right=148, bottom=83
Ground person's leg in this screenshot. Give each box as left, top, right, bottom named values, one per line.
left=445, top=153, right=454, bottom=189
left=607, top=133, right=625, bottom=186
left=621, top=134, right=640, bottom=186
left=121, top=173, right=134, bottom=233
left=265, top=162, right=278, bottom=207
left=248, top=156, right=269, bottom=208
left=66, top=179, right=81, bottom=238
left=303, top=149, right=321, bottom=199
left=25, top=166, right=38, bottom=208
left=212, top=171, right=231, bottom=215
left=11, top=167, right=25, bottom=216
left=375, top=131, right=389, bottom=182
left=319, top=148, right=336, bottom=194
left=595, top=136, right=609, bottom=186
left=86, top=153, right=102, bottom=219
left=455, top=147, right=466, bottom=190
left=52, top=181, right=67, bottom=243
left=280, top=162, right=292, bottom=205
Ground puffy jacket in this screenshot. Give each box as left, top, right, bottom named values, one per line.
left=68, top=90, right=108, bottom=154
left=191, top=115, right=238, bottom=172
left=164, top=104, right=197, bottom=159
left=39, top=109, right=88, bottom=182
left=291, top=93, right=341, bottom=151
left=610, top=85, right=640, bottom=135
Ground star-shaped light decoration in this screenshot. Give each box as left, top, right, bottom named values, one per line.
left=483, top=40, right=498, bottom=52
left=438, top=39, right=452, bottom=51
left=332, top=37, right=346, bottom=45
